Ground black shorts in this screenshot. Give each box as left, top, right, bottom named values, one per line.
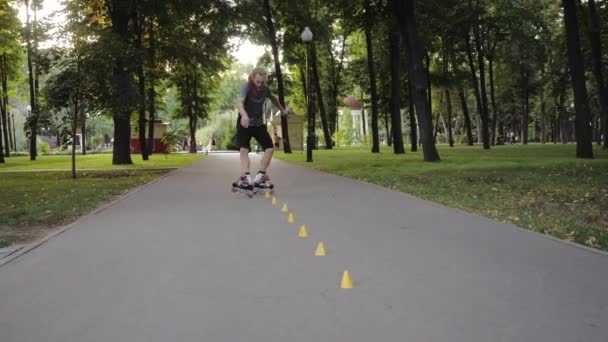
left=236, top=116, right=274, bottom=151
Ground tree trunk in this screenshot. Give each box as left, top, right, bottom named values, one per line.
left=137, top=73, right=146, bottom=158
left=1, top=55, right=9, bottom=157
left=488, top=53, right=498, bottom=145
left=71, top=53, right=81, bottom=178
left=25, top=1, right=37, bottom=160
left=109, top=0, right=134, bottom=164
left=72, top=100, right=78, bottom=178
left=263, top=0, right=291, bottom=152
left=540, top=66, right=546, bottom=144
left=407, top=79, right=418, bottom=151
left=190, top=72, right=198, bottom=154
left=586, top=0, right=608, bottom=149
left=446, top=89, right=454, bottom=147
left=8, top=112, right=14, bottom=152
left=311, top=45, right=332, bottom=149
left=425, top=52, right=433, bottom=132
left=11, top=113, right=16, bottom=151
left=134, top=9, right=148, bottom=160
left=558, top=85, right=568, bottom=143
left=364, top=0, right=380, bottom=153
left=0, top=77, right=4, bottom=162
left=81, top=116, right=87, bottom=155
left=472, top=10, right=490, bottom=149
left=459, top=88, right=474, bottom=145
left=389, top=7, right=405, bottom=154
left=385, top=111, right=392, bottom=146
left=433, top=110, right=441, bottom=141
left=328, top=33, right=347, bottom=135
left=563, top=0, right=593, bottom=158
left=464, top=30, right=484, bottom=148
left=360, top=89, right=367, bottom=137
left=398, top=0, right=440, bottom=161
left=523, top=68, right=530, bottom=145
left=147, top=21, right=156, bottom=156
left=440, top=35, right=454, bottom=147
left=0, top=120, right=3, bottom=162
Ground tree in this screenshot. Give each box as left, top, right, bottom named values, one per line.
left=397, top=0, right=440, bottom=161
left=0, top=1, right=20, bottom=159
left=106, top=0, right=136, bottom=164
left=562, top=0, right=593, bottom=158
left=363, top=0, right=380, bottom=153
left=23, top=0, right=42, bottom=161
left=388, top=0, right=404, bottom=154
left=43, top=55, right=90, bottom=178
left=584, top=0, right=608, bottom=149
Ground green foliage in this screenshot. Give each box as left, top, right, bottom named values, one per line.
left=333, top=108, right=355, bottom=146
left=91, top=135, right=104, bottom=150
left=37, top=141, right=50, bottom=154
left=196, top=111, right=237, bottom=150
left=160, top=130, right=183, bottom=153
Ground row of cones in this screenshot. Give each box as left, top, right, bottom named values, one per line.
left=268, top=193, right=354, bottom=289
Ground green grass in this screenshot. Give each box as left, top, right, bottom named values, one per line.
left=0, top=153, right=202, bottom=248
left=275, top=144, right=608, bottom=251
left=0, top=153, right=202, bottom=170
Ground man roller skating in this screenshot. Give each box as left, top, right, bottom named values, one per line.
left=232, top=67, right=287, bottom=194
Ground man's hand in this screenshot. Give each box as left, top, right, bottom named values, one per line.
left=240, top=115, right=250, bottom=128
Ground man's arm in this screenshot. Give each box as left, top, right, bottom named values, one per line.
left=237, top=96, right=248, bottom=117
left=237, top=96, right=250, bottom=128
left=270, top=95, right=287, bottom=115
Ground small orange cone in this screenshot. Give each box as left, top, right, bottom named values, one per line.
left=265, top=192, right=270, bottom=198
left=288, top=213, right=295, bottom=223
left=340, top=270, right=354, bottom=289
left=298, top=225, right=308, bottom=238
left=272, top=197, right=277, bottom=205
left=281, top=204, right=289, bottom=212
left=314, top=242, right=326, bottom=256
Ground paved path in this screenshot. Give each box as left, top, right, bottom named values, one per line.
left=1, top=153, right=607, bottom=341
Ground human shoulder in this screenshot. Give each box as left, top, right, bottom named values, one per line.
left=239, top=83, right=249, bottom=98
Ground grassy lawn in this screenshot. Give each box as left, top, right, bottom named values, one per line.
left=0, top=153, right=202, bottom=248
left=0, top=152, right=201, bottom=170
left=275, top=144, right=608, bottom=251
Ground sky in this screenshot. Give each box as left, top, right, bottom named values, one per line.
left=15, top=0, right=265, bottom=65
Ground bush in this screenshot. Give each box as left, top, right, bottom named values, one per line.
left=38, top=141, right=50, bottom=154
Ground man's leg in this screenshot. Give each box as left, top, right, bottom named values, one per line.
left=259, top=148, right=274, bottom=172
left=253, top=126, right=275, bottom=173
left=240, top=147, right=250, bottom=174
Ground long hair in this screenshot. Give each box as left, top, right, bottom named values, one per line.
left=247, top=67, right=267, bottom=96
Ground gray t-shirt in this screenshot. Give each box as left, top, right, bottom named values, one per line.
left=240, top=83, right=271, bottom=127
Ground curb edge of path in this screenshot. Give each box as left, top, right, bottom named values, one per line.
left=274, top=157, right=608, bottom=258
left=0, top=168, right=182, bottom=268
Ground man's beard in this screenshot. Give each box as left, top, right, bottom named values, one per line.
left=251, top=83, right=265, bottom=95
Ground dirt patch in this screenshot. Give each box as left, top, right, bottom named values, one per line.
left=0, top=225, right=62, bottom=248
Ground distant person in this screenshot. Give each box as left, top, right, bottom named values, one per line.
left=232, top=67, right=287, bottom=190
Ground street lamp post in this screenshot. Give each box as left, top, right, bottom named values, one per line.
left=301, top=26, right=314, bottom=162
